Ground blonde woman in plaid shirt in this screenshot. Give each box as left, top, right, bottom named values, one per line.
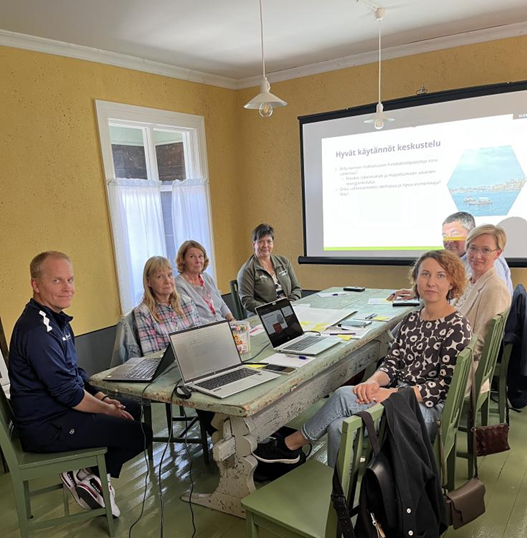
left=134, top=256, right=201, bottom=356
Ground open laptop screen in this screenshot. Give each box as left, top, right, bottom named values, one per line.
left=169, top=321, right=242, bottom=383
left=256, top=299, right=304, bottom=348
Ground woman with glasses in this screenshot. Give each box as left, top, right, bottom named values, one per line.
left=237, top=223, right=302, bottom=315
left=453, top=224, right=511, bottom=360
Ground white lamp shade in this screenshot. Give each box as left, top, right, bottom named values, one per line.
left=244, top=78, right=287, bottom=109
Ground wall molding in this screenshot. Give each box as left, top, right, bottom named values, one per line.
left=1, top=21, right=526, bottom=91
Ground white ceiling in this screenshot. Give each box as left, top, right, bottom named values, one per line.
left=0, top=0, right=526, bottom=86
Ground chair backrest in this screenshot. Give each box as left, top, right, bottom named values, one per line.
left=325, top=403, right=385, bottom=538
left=435, top=337, right=476, bottom=463
left=110, top=310, right=142, bottom=367
left=0, top=316, right=8, bottom=365
left=475, top=310, right=509, bottom=398
left=229, top=280, right=246, bottom=320
left=0, top=382, right=18, bottom=474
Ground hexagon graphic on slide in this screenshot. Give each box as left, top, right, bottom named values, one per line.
left=447, top=145, right=526, bottom=217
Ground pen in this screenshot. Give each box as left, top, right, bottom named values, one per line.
left=298, top=355, right=308, bottom=360
left=332, top=293, right=339, bottom=296
left=365, top=313, right=377, bottom=320
left=329, top=332, right=356, bottom=336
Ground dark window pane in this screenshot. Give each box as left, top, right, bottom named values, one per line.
left=156, top=142, right=186, bottom=182
left=111, top=144, right=148, bottom=179
left=109, top=125, right=148, bottom=180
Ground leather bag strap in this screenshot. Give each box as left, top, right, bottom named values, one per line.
left=331, top=466, right=357, bottom=538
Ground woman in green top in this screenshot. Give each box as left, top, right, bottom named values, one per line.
left=237, top=223, right=302, bottom=315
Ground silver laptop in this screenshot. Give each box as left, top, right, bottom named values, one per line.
left=256, top=298, right=340, bottom=356
left=169, top=321, right=279, bottom=399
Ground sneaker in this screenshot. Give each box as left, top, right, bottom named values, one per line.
left=76, top=473, right=121, bottom=518
left=60, top=470, right=90, bottom=510
left=254, top=449, right=307, bottom=482
left=253, top=438, right=301, bottom=464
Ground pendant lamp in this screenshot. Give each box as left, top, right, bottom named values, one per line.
left=364, top=7, right=394, bottom=130
left=244, top=0, right=287, bottom=118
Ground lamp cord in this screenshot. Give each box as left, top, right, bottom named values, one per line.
left=259, top=0, right=266, bottom=79
left=377, top=16, right=382, bottom=105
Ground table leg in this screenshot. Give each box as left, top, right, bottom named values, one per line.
left=181, top=413, right=257, bottom=518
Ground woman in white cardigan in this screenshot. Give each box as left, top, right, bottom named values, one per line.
left=453, top=224, right=511, bottom=362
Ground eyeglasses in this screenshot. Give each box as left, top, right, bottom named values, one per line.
left=467, top=245, right=499, bottom=257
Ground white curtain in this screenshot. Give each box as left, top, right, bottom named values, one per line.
left=171, top=178, right=215, bottom=277
left=108, top=179, right=167, bottom=312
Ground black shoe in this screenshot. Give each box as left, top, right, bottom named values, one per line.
left=254, top=449, right=307, bottom=482
left=254, top=439, right=301, bottom=464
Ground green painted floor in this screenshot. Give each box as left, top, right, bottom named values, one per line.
left=1, top=400, right=526, bottom=538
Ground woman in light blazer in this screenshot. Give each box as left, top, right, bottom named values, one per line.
left=453, top=224, right=511, bottom=362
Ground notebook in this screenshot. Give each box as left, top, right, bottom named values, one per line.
left=104, top=347, right=173, bottom=382
left=169, top=320, right=279, bottom=399
left=256, top=298, right=341, bottom=356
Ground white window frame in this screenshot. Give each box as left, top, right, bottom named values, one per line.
left=95, top=100, right=216, bottom=312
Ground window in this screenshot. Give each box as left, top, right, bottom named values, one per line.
left=96, top=101, right=215, bottom=313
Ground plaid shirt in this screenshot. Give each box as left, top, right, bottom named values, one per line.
left=134, top=294, right=201, bottom=355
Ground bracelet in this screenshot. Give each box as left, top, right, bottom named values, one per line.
left=101, top=395, right=109, bottom=401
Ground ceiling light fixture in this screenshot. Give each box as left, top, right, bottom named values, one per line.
left=364, top=7, right=394, bottom=130
left=244, top=0, right=287, bottom=118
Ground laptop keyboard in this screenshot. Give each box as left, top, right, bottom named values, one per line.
left=121, top=358, right=160, bottom=379
left=283, top=335, right=322, bottom=352
left=195, top=368, right=258, bottom=390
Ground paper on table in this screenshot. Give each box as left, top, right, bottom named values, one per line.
left=322, top=327, right=371, bottom=339
left=261, top=353, right=311, bottom=368
left=317, top=291, right=352, bottom=298
left=249, top=324, right=265, bottom=336
left=293, top=305, right=356, bottom=332
left=368, top=298, right=390, bottom=305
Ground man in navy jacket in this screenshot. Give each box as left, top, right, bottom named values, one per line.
left=9, top=251, right=152, bottom=517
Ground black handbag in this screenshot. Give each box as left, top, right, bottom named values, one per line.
left=438, top=367, right=486, bottom=529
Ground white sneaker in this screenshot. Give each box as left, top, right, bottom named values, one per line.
left=76, top=473, right=120, bottom=518
left=60, top=470, right=91, bottom=510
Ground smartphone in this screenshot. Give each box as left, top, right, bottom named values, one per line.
left=263, top=364, right=297, bottom=374
left=343, top=286, right=366, bottom=292
left=338, top=319, right=372, bottom=328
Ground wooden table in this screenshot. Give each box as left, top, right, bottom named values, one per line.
left=91, top=288, right=414, bottom=518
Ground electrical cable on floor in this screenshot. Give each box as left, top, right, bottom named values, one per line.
left=181, top=402, right=197, bottom=538
left=129, top=382, right=155, bottom=538
left=158, top=384, right=178, bottom=538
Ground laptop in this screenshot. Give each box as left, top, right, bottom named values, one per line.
left=256, top=298, right=341, bottom=356
left=169, top=320, right=279, bottom=399
left=104, top=347, right=174, bottom=382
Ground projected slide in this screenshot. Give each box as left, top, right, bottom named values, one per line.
left=301, top=84, right=527, bottom=263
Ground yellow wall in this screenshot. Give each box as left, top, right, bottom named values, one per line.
left=1, top=35, right=527, bottom=339
left=236, top=35, right=527, bottom=292
left=0, top=46, right=242, bottom=337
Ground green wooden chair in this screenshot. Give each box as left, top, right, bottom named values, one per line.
left=229, top=279, right=247, bottom=320
left=491, top=341, right=513, bottom=424
left=242, top=404, right=385, bottom=538
left=457, top=310, right=509, bottom=478
left=434, top=338, right=476, bottom=491
left=0, top=387, right=115, bottom=537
